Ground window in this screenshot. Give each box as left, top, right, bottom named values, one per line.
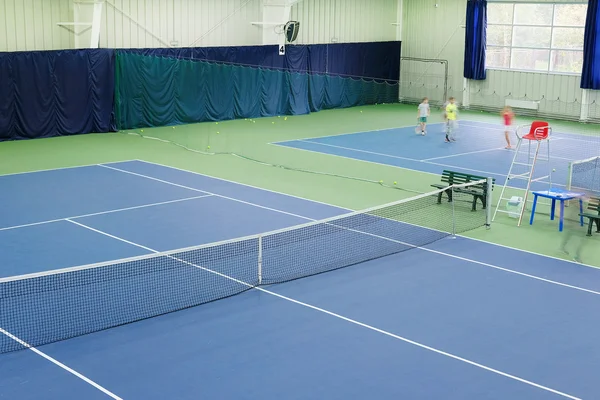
left=486, top=3, right=587, bottom=74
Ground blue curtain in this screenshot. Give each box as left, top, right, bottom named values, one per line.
left=581, top=0, right=600, bottom=89
left=464, top=0, right=487, bottom=80
left=0, top=49, right=116, bottom=141
left=115, top=42, right=401, bottom=129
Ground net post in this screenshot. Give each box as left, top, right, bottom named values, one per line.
left=257, top=234, right=263, bottom=286
left=451, top=185, right=456, bottom=237
left=485, top=177, right=493, bottom=229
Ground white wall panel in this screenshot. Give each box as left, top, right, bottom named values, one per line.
left=0, top=0, right=73, bottom=51
left=290, top=0, right=398, bottom=44
left=99, top=0, right=262, bottom=48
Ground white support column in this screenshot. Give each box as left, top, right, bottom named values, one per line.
left=251, top=0, right=299, bottom=53
left=89, top=1, right=103, bottom=48
left=462, top=78, right=470, bottom=108
left=68, top=1, right=95, bottom=49
left=580, top=88, right=590, bottom=122
left=395, top=0, right=403, bottom=41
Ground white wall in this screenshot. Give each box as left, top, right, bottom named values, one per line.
left=1, top=0, right=401, bottom=52
left=0, top=0, right=74, bottom=51
left=94, top=0, right=262, bottom=48
left=289, top=0, right=398, bottom=44
left=401, top=0, right=596, bottom=120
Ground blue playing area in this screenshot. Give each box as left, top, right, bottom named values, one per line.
left=2, top=159, right=600, bottom=400
left=274, top=120, right=600, bottom=192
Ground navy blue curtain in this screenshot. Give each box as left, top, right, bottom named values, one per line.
left=464, top=0, right=487, bottom=80
left=581, top=0, right=600, bottom=89
left=115, top=42, right=401, bottom=129
left=0, top=49, right=116, bottom=141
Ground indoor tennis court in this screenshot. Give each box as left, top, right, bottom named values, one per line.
left=2, top=0, right=600, bottom=399
left=1, top=160, right=600, bottom=399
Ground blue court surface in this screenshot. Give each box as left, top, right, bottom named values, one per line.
left=2, top=159, right=600, bottom=400
left=274, top=119, right=600, bottom=192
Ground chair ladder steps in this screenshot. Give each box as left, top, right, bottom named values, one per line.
left=492, top=124, right=553, bottom=226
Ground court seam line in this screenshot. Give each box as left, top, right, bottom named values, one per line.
left=98, top=164, right=318, bottom=222
left=132, top=159, right=591, bottom=269
left=0, top=195, right=213, bottom=232
left=0, top=327, right=123, bottom=400
left=55, top=220, right=581, bottom=400
left=0, top=160, right=138, bottom=178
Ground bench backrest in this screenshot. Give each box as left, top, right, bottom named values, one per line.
left=440, top=170, right=495, bottom=190
left=587, top=197, right=600, bottom=214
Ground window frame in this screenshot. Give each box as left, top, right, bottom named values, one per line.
left=485, top=2, right=587, bottom=75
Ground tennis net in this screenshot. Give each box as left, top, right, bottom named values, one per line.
left=0, top=179, right=491, bottom=353
left=567, top=156, right=600, bottom=195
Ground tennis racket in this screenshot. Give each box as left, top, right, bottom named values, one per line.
left=415, top=119, right=422, bottom=135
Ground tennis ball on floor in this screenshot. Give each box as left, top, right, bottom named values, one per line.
left=216, top=131, right=220, bottom=134
left=394, top=181, right=397, bottom=185
left=360, top=111, right=363, bottom=113
left=140, top=129, right=144, bottom=132
left=253, top=120, right=256, bottom=123
left=272, top=122, right=275, bottom=124
left=215, top=122, right=219, bottom=125
left=379, top=180, right=383, bottom=184
left=552, top=168, right=556, bottom=172
left=284, top=117, right=287, bottom=120
left=207, top=146, right=211, bottom=150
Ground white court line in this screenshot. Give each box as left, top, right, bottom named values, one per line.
left=66, top=219, right=156, bottom=253
left=0, top=160, right=138, bottom=178
left=269, top=142, right=566, bottom=190
left=58, top=220, right=582, bottom=400
left=129, top=160, right=350, bottom=212
left=421, top=147, right=507, bottom=161
left=0, top=195, right=212, bottom=232
left=132, top=159, right=589, bottom=270
left=298, top=139, right=421, bottom=162
left=0, top=327, right=122, bottom=400
left=270, top=122, right=447, bottom=143
left=295, top=140, right=509, bottom=177
left=289, top=140, right=574, bottom=185
left=98, top=164, right=313, bottom=222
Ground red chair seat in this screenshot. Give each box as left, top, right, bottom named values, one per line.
left=522, top=121, right=549, bottom=140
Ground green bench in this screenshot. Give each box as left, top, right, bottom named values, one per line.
left=579, top=196, right=600, bottom=236
left=431, top=170, right=495, bottom=211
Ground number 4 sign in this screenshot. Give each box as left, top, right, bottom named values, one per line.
left=278, top=45, right=285, bottom=56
